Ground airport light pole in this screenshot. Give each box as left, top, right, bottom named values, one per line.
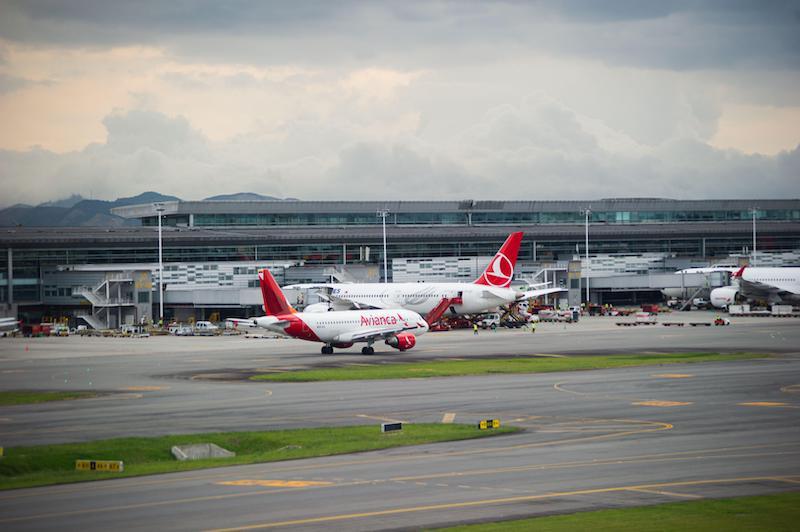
left=377, top=208, right=390, bottom=282
left=582, top=208, right=591, bottom=303
left=154, top=203, right=165, bottom=327
left=750, top=207, right=758, bottom=266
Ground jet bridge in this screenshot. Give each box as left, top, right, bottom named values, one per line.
left=587, top=271, right=729, bottom=304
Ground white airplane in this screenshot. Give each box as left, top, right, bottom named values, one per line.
left=0, top=317, right=20, bottom=336
left=284, top=232, right=565, bottom=324
left=230, top=269, right=428, bottom=355
left=710, top=266, right=800, bottom=308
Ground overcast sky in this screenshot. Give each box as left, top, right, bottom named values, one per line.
left=1, top=1, right=799, bottom=206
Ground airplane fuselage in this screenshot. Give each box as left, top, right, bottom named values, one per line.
left=254, top=308, right=428, bottom=345
left=329, top=282, right=518, bottom=315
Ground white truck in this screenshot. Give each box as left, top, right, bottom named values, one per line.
left=193, top=321, right=219, bottom=336
left=478, top=313, right=501, bottom=329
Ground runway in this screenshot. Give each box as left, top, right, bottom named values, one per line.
left=0, top=313, right=799, bottom=530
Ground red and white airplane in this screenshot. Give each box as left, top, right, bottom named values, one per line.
left=285, top=232, right=564, bottom=324
left=237, top=269, right=429, bottom=355
left=710, top=266, right=800, bottom=308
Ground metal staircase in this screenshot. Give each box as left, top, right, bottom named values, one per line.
left=77, top=313, right=105, bottom=331
left=74, top=273, right=137, bottom=329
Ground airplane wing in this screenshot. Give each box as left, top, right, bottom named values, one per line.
left=516, top=287, right=566, bottom=300
left=737, top=278, right=785, bottom=303
left=336, top=323, right=421, bottom=343
left=479, top=288, right=515, bottom=302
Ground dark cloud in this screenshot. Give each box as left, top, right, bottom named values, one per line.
left=1, top=1, right=797, bottom=71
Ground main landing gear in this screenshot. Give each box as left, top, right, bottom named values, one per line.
left=361, top=346, right=375, bottom=355
left=321, top=345, right=334, bottom=355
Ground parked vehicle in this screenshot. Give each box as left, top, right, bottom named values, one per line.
left=193, top=321, right=219, bottom=336
left=479, top=313, right=501, bottom=329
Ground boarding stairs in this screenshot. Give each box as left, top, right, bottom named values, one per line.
left=424, top=295, right=463, bottom=326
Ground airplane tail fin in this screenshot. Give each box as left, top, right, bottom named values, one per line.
left=473, top=231, right=524, bottom=288
left=733, top=266, right=747, bottom=278
left=258, top=269, right=296, bottom=316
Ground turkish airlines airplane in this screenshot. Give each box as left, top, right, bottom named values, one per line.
left=710, top=266, right=800, bottom=308
left=233, top=269, right=429, bottom=355
left=285, top=232, right=564, bottom=323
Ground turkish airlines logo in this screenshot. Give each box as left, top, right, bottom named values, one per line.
left=482, top=253, right=514, bottom=287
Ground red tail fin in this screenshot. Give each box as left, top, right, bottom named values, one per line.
left=473, top=232, right=524, bottom=288
left=258, top=269, right=295, bottom=316
left=733, top=266, right=746, bottom=278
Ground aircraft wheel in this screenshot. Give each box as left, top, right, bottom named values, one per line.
left=321, top=346, right=333, bottom=355
left=362, top=346, right=374, bottom=355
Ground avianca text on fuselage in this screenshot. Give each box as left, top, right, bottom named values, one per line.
left=246, top=268, right=428, bottom=355
left=360, top=314, right=400, bottom=327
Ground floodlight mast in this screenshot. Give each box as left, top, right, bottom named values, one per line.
left=377, top=209, right=390, bottom=281
left=154, top=203, right=165, bottom=326
left=581, top=208, right=591, bottom=302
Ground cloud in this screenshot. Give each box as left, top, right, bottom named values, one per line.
left=1, top=104, right=797, bottom=207
left=0, top=72, right=31, bottom=93
left=0, top=2, right=798, bottom=206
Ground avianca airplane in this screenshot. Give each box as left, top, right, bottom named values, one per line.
left=710, top=266, right=800, bottom=308
left=235, top=269, right=429, bottom=354
left=285, top=232, right=564, bottom=322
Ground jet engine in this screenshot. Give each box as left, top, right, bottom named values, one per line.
left=710, top=286, right=738, bottom=308
left=385, top=333, right=416, bottom=351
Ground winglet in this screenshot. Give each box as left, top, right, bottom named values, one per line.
left=733, top=266, right=746, bottom=278
left=258, top=269, right=296, bottom=316
left=473, top=232, right=524, bottom=288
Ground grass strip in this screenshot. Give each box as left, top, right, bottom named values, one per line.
left=438, top=491, right=800, bottom=531
left=0, top=391, right=99, bottom=406
left=0, top=423, right=517, bottom=490
left=252, top=352, right=764, bottom=382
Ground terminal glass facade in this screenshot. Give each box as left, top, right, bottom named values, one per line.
left=142, top=208, right=800, bottom=228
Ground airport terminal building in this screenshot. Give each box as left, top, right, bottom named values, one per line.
left=2, top=198, right=799, bottom=326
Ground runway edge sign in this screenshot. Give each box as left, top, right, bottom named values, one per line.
left=478, top=419, right=501, bottom=430
left=75, top=460, right=124, bottom=472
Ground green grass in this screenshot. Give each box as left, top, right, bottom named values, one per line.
left=0, top=423, right=517, bottom=490
left=251, top=352, right=764, bottom=382
left=0, top=390, right=99, bottom=406
left=438, top=491, right=800, bottom=531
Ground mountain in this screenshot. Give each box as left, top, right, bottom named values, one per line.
left=116, top=191, right=180, bottom=206
left=0, top=191, right=298, bottom=226
left=38, top=194, right=85, bottom=209
left=0, top=191, right=180, bottom=227
left=203, top=192, right=282, bottom=201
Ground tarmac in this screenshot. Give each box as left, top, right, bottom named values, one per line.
left=0, top=311, right=798, bottom=530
